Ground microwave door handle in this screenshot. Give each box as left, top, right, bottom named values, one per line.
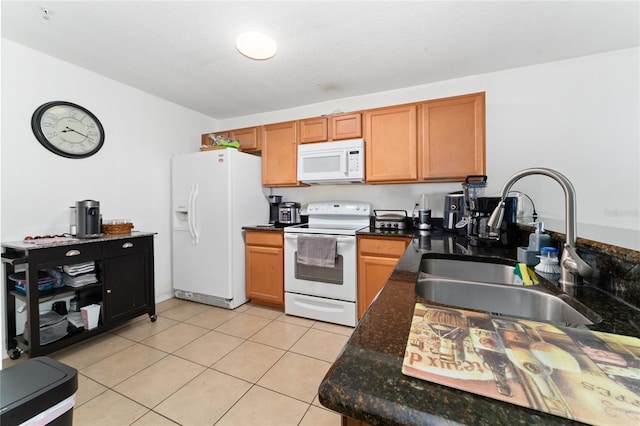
left=341, top=150, right=348, bottom=176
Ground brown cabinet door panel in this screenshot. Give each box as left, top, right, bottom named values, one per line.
left=419, top=92, right=485, bottom=180
left=364, top=104, right=417, bottom=182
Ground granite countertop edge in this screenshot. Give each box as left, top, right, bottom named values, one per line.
left=2, top=231, right=157, bottom=251
left=318, top=227, right=640, bottom=426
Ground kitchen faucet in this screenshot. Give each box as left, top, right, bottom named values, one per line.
left=487, top=168, right=593, bottom=287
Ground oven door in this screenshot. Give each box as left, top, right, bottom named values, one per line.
left=284, top=232, right=357, bottom=302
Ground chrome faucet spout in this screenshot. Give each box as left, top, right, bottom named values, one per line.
left=488, top=167, right=592, bottom=286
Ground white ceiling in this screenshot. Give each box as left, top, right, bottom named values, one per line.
left=2, top=1, right=639, bottom=119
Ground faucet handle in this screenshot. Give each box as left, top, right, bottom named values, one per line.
left=561, top=244, right=593, bottom=278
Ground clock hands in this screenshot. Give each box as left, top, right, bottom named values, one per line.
left=62, top=126, right=94, bottom=142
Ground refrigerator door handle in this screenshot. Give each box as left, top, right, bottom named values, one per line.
left=188, top=184, right=200, bottom=244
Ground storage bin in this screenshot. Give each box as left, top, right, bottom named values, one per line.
left=0, top=356, right=78, bottom=426
left=24, top=311, right=68, bottom=345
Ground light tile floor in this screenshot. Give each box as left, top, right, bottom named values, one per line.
left=3, top=299, right=353, bottom=426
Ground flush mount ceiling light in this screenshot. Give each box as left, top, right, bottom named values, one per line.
left=235, top=31, right=277, bottom=60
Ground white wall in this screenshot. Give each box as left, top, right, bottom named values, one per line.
left=1, top=39, right=217, bottom=358
left=221, top=48, right=640, bottom=250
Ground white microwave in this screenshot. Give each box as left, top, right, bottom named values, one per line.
left=297, top=139, right=365, bottom=184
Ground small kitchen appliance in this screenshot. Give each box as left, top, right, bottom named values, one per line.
left=278, top=202, right=302, bottom=225
left=75, top=200, right=100, bottom=239
left=443, top=191, right=464, bottom=232
left=268, top=195, right=283, bottom=224
left=297, top=139, right=365, bottom=184
left=412, top=194, right=431, bottom=230
left=374, top=210, right=408, bottom=230
left=456, top=175, right=487, bottom=229
left=467, top=196, right=518, bottom=247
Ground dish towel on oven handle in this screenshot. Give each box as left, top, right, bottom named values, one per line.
left=297, top=234, right=337, bottom=268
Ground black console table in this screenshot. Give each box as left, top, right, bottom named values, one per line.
left=2, top=233, right=156, bottom=359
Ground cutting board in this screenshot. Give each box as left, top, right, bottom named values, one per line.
left=402, top=303, right=640, bottom=425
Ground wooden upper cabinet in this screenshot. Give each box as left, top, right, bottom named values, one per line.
left=261, top=121, right=300, bottom=186
left=364, top=104, right=418, bottom=183
left=299, top=117, right=328, bottom=144
left=299, top=112, right=362, bottom=144
left=230, top=126, right=261, bottom=151
left=419, top=92, right=485, bottom=180
left=331, top=112, right=362, bottom=140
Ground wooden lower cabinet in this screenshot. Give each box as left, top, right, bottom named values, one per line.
left=245, top=230, right=284, bottom=309
left=357, top=235, right=410, bottom=318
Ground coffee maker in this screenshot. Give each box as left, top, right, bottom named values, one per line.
left=75, top=200, right=101, bottom=238
left=467, top=196, right=518, bottom=247
left=267, top=195, right=283, bottom=224
left=442, top=191, right=465, bottom=232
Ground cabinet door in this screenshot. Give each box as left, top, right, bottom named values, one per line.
left=357, top=255, right=399, bottom=319
left=357, top=236, right=410, bottom=319
left=245, top=231, right=284, bottom=308
left=364, top=104, right=418, bottom=182
left=419, top=92, right=485, bottom=180
left=299, top=117, right=328, bottom=144
left=230, top=126, right=261, bottom=151
left=261, top=121, right=300, bottom=186
left=331, top=112, right=362, bottom=140
left=103, top=239, right=152, bottom=324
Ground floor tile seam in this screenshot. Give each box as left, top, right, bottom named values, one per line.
left=252, top=382, right=318, bottom=407
left=88, top=387, right=152, bottom=419
left=211, top=318, right=274, bottom=340
left=286, top=346, right=337, bottom=364
left=309, top=324, right=355, bottom=338
left=73, top=372, right=110, bottom=409
left=207, top=343, right=288, bottom=385
left=137, top=324, right=211, bottom=355
left=80, top=351, right=172, bottom=389
left=111, top=321, right=177, bottom=341
left=203, top=378, right=257, bottom=425
left=138, top=365, right=236, bottom=416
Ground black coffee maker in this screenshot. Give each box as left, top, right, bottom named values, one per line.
left=76, top=200, right=101, bottom=238
left=467, top=196, right=518, bottom=247
left=268, top=195, right=282, bottom=224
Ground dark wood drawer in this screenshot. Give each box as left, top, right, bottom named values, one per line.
left=29, top=242, right=102, bottom=266
left=103, top=236, right=151, bottom=257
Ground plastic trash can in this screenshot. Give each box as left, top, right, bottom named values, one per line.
left=1, top=357, right=78, bottom=426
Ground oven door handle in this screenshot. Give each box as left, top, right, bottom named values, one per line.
left=284, top=233, right=355, bottom=243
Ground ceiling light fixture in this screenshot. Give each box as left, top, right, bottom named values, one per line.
left=235, top=31, right=277, bottom=60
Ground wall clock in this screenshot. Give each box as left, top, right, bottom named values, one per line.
left=31, top=101, right=105, bottom=158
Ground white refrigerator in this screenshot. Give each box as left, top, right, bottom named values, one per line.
left=171, top=149, right=268, bottom=309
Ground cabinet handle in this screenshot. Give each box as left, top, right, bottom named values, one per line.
left=106, top=289, right=112, bottom=294
left=65, top=249, right=81, bottom=257
left=122, top=242, right=134, bottom=249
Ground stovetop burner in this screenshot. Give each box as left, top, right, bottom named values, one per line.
left=284, top=201, right=371, bottom=235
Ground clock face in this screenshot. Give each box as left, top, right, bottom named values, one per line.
left=31, top=101, right=105, bottom=158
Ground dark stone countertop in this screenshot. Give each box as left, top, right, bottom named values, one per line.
left=318, top=227, right=640, bottom=426
left=1, top=231, right=157, bottom=252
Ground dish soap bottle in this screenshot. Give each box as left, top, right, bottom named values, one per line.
left=528, top=222, right=551, bottom=251
left=517, top=222, right=552, bottom=266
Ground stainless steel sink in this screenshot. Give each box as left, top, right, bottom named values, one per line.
left=416, top=277, right=594, bottom=324
left=421, top=255, right=516, bottom=285
left=417, top=254, right=601, bottom=325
